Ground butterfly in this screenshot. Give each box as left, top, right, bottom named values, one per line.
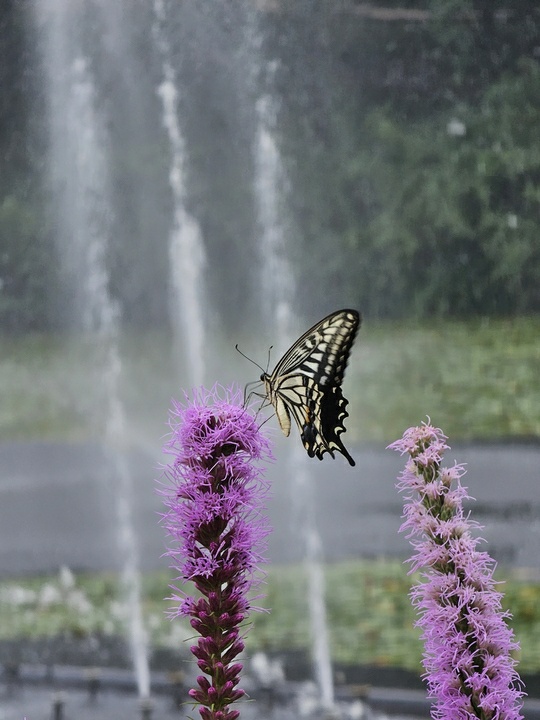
left=260, top=309, right=360, bottom=466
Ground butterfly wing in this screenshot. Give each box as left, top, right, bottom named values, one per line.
left=262, top=309, right=360, bottom=466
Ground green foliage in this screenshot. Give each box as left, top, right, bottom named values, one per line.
left=279, top=3, right=540, bottom=320
left=428, top=1, right=540, bottom=103
left=252, top=561, right=540, bottom=673
left=348, top=60, right=540, bottom=318
left=2, top=561, right=540, bottom=674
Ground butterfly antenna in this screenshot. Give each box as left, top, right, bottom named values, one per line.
left=265, top=345, right=273, bottom=373
left=235, top=344, right=266, bottom=375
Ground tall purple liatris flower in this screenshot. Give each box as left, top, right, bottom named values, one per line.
left=162, top=386, right=271, bottom=720
left=389, top=424, right=524, bottom=720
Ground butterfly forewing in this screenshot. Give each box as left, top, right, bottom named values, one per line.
left=261, top=309, right=360, bottom=466
left=270, top=310, right=358, bottom=378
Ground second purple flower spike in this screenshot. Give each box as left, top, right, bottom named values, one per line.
left=390, top=423, right=525, bottom=720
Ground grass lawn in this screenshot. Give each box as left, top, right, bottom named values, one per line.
left=1, top=317, right=540, bottom=443
left=351, top=316, right=540, bottom=443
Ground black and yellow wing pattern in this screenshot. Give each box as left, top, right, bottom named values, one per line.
left=261, top=309, right=360, bottom=466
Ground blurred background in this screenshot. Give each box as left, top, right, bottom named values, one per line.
left=2, top=0, right=540, bottom=442
left=1, top=0, right=540, bottom=715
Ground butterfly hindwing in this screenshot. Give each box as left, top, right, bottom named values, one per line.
left=300, top=382, right=353, bottom=464
left=261, top=309, right=360, bottom=466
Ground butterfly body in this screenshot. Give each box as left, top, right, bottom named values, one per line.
left=261, top=308, right=360, bottom=466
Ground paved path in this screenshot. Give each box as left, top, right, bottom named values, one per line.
left=1, top=439, right=539, bottom=576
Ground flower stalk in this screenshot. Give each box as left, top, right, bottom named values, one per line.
left=390, top=423, right=524, bottom=720
left=161, top=386, right=271, bottom=719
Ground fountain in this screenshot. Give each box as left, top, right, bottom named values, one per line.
left=33, top=0, right=150, bottom=699
left=254, top=89, right=295, bottom=341
left=152, top=0, right=207, bottom=387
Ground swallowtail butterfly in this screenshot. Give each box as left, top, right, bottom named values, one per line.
left=261, top=309, right=360, bottom=466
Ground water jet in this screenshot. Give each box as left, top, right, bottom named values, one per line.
left=33, top=0, right=150, bottom=698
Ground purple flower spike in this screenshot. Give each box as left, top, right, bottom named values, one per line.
left=390, top=423, right=525, bottom=720
left=161, top=386, right=272, bottom=719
